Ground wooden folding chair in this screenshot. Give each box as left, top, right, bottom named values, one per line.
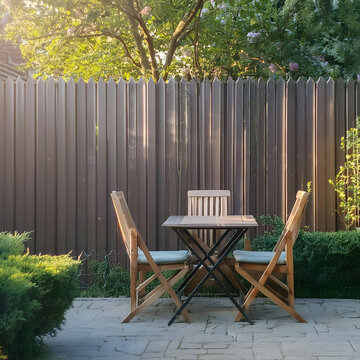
left=185, top=190, right=245, bottom=294
left=111, top=191, right=191, bottom=323
left=232, top=190, right=309, bottom=322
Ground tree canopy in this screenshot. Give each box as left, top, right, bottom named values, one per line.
left=1, top=0, right=359, bottom=80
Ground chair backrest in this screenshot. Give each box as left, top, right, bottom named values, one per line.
left=187, top=190, right=230, bottom=247
left=273, top=190, right=309, bottom=251
left=111, top=191, right=138, bottom=258
left=187, top=190, right=230, bottom=216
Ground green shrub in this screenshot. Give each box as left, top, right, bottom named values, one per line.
left=0, top=231, right=30, bottom=259
left=0, top=232, right=80, bottom=359
left=252, top=216, right=360, bottom=298
left=329, top=117, right=360, bottom=229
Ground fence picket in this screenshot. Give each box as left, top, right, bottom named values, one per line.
left=56, top=77, right=67, bottom=254
left=15, top=78, right=25, bottom=233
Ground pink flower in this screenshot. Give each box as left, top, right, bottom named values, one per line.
left=268, top=63, right=277, bottom=73
left=289, top=61, right=299, bottom=72
left=247, top=31, right=261, bottom=43
left=140, top=6, right=151, bottom=16
left=183, top=49, right=191, bottom=57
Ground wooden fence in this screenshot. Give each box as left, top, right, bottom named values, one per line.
left=0, top=77, right=359, bottom=267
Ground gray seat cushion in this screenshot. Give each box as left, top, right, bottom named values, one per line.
left=137, top=250, right=190, bottom=265
left=233, top=250, right=286, bottom=265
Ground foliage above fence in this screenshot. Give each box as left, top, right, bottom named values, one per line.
left=0, top=76, right=359, bottom=267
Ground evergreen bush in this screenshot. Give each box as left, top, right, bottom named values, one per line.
left=0, top=232, right=80, bottom=359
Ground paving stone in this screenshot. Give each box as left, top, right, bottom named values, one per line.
left=199, top=349, right=254, bottom=359
left=253, top=341, right=283, bottom=359
left=282, top=341, right=356, bottom=357
left=145, top=340, right=169, bottom=352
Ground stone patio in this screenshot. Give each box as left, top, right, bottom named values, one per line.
left=40, top=297, right=360, bottom=360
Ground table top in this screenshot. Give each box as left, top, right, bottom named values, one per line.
left=162, top=215, right=258, bottom=229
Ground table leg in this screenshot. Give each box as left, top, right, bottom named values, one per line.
left=176, top=230, right=231, bottom=295
left=168, top=228, right=253, bottom=326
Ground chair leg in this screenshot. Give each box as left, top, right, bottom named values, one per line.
left=138, top=270, right=146, bottom=299
left=123, top=267, right=192, bottom=324
left=234, top=265, right=306, bottom=323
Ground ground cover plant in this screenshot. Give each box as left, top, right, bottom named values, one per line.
left=0, top=232, right=80, bottom=360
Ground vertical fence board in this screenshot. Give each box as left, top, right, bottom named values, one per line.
left=179, top=78, right=189, bottom=215
left=199, top=79, right=211, bottom=189
left=316, top=78, right=326, bottom=231
left=56, top=78, right=67, bottom=254
left=107, top=79, right=117, bottom=260
left=97, top=79, right=107, bottom=255
left=76, top=79, right=87, bottom=256
left=276, top=79, right=286, bottom=219
left=156, top=79, right=166, bottom=250
left=127, top=78, right=138, bottom=227
left=36, top=79, right=46, bottom=252
left=226, top=78, right=234, bottom=212
left=15, top=78, right=25, bottom=232
left=335, top=78, right=346, bottom=229
left=45, top=79, right=57, bottom=253
left=4, top=79, right=15, bottom=232
left=165, top=78, right=178, bottom=250
left=212, top=78, right=222, bottom=189
left=87, top=79, right=97, bottom=254
left=257, top=78, right=266, bottom=225
left=234, top=78, right=244, bottom=215
left=0, top=80, right=4, bottom=230
left=325, top=79, right=336, bottom=231
left=22, top=78, right=37, bottom=247
left=117, top=78, right=128, bottom=266
left=147, top=78, right=157, bottom=252
left=136, top=78, right=147, bottom=243
left=189, top=79, right=199, bottom=190
left=306, top=78, right=316, bottom=230
left=295, top=79, right=306, bottom=191
left=266, top=79, right=276, bottom=216
left=248, top=79, right=258, bottom=238
left=243, top=79, right=251, bottom=215
left=347, top=79, right=356, bottom=130
left=66, top=79, right=77, bottom=254
left=286, top=79, right=297, bottom=218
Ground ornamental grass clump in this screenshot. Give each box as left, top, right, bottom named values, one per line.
left=329, top=117, right=360, bottom=229
left=0, top=232, right=80, bottom=359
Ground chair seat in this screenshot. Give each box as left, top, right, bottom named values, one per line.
left=137, top=250, right=190, bottom=265
left=233, top=250, right=286, bottom=265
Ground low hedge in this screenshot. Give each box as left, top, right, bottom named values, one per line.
left=0, top=232, right=80, bottom=359
left=251, top=216, right=360, bottom=298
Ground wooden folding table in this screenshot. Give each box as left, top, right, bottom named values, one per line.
left=162, top=215, right=258, bottom=326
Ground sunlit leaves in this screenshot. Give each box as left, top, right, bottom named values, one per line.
left=329, top=117, right=360, bottom=229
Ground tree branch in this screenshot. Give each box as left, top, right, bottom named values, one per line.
left=134, top=15, right=160, bottom=80
left=126, top=13, right=151, bottom=74
left=162, top=0, right=206, bottom=79
left=194, top=12, right=202, bottom=77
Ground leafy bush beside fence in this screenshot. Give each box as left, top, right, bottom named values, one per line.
left=0, top=232, right=80, bottom=360
left=252, top=216, right=360, bottom=298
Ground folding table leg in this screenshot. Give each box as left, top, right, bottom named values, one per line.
left=168, top=228, right=253, bottom=326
